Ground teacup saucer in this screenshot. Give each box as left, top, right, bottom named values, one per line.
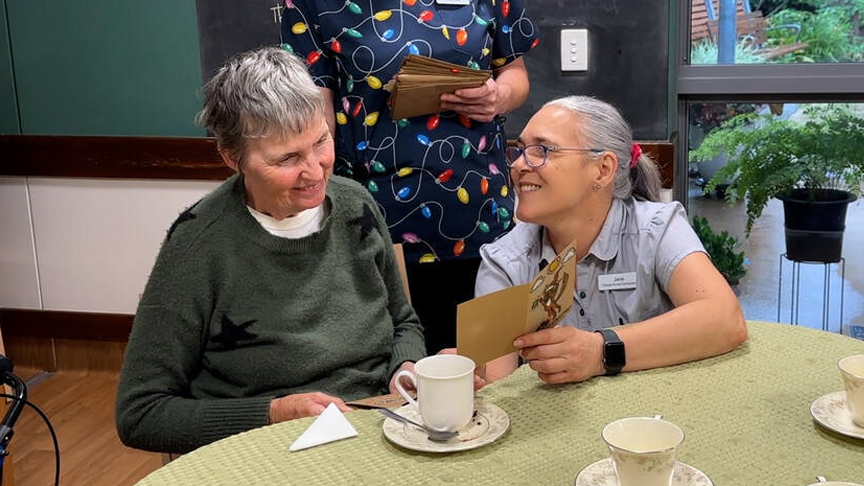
left=574, top=458, right=713, bottom=486
left=381, top=399, right=509, bottom=453
left=810, top=391, right=864, bottom=440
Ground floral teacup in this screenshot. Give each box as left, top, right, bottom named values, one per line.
left=602, top=416, right=685, bottom=486
left=838, top=354, right=864, bottom=427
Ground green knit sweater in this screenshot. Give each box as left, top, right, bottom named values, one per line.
left=116, top=174, right=426, bottom=453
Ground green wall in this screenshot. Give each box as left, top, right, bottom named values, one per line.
left=6, top=0, right=204, bottom=136
left=0, top=0, right=19, bottom=134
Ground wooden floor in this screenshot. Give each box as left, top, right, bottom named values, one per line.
left=11, top=368, right=162, bottom=486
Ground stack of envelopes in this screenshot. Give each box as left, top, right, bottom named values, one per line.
left=387, top=55, right=492, bottom=119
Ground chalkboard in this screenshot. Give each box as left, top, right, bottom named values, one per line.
left=508, top=0, right=670, bottom=140
left=0, top=1, right=19, bottom=134
left=196, top=0, right=284, bottom=81
left=6, top=0, right=204, bottom=136
left=195, top=0, right=670, bottom=140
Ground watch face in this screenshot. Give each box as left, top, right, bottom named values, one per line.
left=605, top=341, right=626, bottom=369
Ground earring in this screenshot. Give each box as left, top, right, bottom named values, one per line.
left=593, top=183, right=602, bottom=190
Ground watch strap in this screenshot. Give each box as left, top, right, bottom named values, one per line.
left=595, top=328, right=625, bottom=376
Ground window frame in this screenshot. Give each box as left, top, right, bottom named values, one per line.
left=672, top=0, right=864, bottom=206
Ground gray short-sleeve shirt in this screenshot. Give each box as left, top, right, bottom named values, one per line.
left=475, top=198, right=705, bottom=331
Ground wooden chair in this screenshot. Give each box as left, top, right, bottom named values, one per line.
left=161, top=452, right=180, bottom=466
left=692, top=0, right=747, bottom=43
left=392, top=243, right=411, bottom=304
left=637, top=141, right=674, bottom=190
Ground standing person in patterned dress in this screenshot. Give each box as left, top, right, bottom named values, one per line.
left=280, top=0, right=539, bottom=354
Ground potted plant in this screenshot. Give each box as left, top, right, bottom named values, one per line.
left=690, top=105, right=864, bottom=263
left=691, top=216, right=747, bottom=288
left=688, top=101, right=759, bottom=194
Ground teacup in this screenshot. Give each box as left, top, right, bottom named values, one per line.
left=602, top=416, right=685, bottom=486
left=394, top=354, right=475, bottom=432
left=838, top=354, right=864, bottom=427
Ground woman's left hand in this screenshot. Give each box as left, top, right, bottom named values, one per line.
left=388, top=361, right=416, bottom=394
left=514, top=327, right=606, bottom=384
left=439, top=78, right=505, bottom=123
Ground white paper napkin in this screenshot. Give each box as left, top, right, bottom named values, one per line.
left=289, top=402, right=358, bottom=452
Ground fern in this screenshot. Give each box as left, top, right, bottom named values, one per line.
left=689, top=105, right=864, bottom=236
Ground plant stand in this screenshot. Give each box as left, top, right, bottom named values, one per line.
left=777, top=253, right=845, bottom=332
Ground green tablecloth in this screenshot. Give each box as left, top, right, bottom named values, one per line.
left=137, top=321, right=864, bottom=485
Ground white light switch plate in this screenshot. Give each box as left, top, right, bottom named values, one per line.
left=560, top=29, right=588, bottom=72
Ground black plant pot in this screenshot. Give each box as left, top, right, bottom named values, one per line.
left=779, top=189, right=857, bottom=263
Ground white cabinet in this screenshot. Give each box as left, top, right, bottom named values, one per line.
left=1, top=177, right=219, bottom=313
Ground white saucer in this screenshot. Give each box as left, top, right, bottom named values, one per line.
left=810, top=391, right=864, bottom=440
left=381, top=399, right=509, bottom=453
left=574, top=458, right=713, bottom=486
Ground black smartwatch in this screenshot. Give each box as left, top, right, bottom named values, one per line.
left=595, top=329, right=625, bottom=376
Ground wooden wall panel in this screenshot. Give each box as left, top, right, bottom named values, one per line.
left=0, top=309, right=132, bottom=371
left=0, top=135, right=230, bottom=180
left=0, top=309, right=133, bottom=341
left=54, top=340, right=127, bottom=373
left=2, top=335, right=55, bottom=371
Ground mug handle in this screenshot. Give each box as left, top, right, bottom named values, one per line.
left=393, top=370, right=418, bottom=411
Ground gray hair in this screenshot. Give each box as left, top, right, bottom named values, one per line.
left=195, top=46, right=324, bottom=165
left=545, top=96, right=662, bottom=202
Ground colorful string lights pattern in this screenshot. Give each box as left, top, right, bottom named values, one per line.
left=280, top=0, right=538, bottom=262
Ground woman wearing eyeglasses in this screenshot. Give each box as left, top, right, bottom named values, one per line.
left=475, top=96, right=747, bottom=383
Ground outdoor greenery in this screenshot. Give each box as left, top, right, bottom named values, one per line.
left=689, top=102, right=759, bottom=139
left=693, top=0, right=864, bottom=64
left=689, top=105, right=864, bottom=236
left=768, top=6, right=864, bottom=62
left=692, top=216, right=748, bottom=286
left=690, top=40, right=768, bottom=64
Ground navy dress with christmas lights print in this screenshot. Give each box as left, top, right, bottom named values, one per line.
left=280, top=0, right=538, bottom=263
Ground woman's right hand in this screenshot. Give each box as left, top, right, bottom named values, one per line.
left=269, top=392, right=352, bottom=423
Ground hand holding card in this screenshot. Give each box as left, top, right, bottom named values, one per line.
left=456, top=240, right=578, bottom=367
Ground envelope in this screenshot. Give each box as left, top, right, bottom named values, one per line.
left=345, top=392, right=412, bottom=410
left=388, top=55, right=492, bottom=119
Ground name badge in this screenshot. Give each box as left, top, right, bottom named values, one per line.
left=598, top=272, right=637, bottom=291
left=436, top=0, right=471, bottom=5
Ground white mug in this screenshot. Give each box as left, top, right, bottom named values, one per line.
left=394, top=354, right=475, bottom=432
left=602, top=417, right=685, bottom=486
left=838, top=354, right=864, bottom=427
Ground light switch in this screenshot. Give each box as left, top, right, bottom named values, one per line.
left=560, top=29, right=588, bottom=71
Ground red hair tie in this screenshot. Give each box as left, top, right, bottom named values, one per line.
left=629, top=143, right=642, bottom=169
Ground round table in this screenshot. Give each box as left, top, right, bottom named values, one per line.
left=136, top=321, right=864, bottom=485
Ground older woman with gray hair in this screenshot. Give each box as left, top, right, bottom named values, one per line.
left=116, top=47, right=426, bottom=453
left=476, top=96, right=747, bottom=383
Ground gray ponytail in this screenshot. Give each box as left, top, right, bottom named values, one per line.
left=630, top=154, right=663, bottom=202
left=544, top=96, right=663, bottom=202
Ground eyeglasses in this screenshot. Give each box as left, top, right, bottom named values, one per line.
left=504, top=144, right=604, bottom=169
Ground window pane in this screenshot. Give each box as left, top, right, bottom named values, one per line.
left=687, top=102, right=864, bottom=332
left=689, top=0, right=864, bottom=65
